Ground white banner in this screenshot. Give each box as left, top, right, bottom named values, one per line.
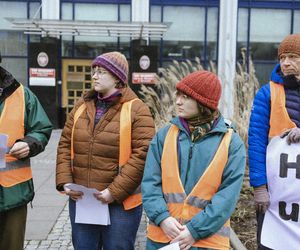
left=262, top=136, right=300, bottom=249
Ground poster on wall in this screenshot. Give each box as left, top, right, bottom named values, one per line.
left=131, top=44, right=158, bottom=85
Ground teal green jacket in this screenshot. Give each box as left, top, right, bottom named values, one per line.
left=142, top=116, right=246, bottom=241
left=0, top=71, right=52, bottom=211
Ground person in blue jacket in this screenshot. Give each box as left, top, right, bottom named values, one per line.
left=248, top=33, right=300, bottom=249
left=142, top=70, right=246, bottom=250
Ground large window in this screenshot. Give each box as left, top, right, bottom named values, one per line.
left=75, top=3, right=118, bottom=21
left=250, top=8, right=290, bottom=61
left=237, top=1, right=298, bottom=84
left=1, top=58, right=27, bottom=86
left=294, top=10, right=300, bottom=33
left=162, top=6, right=204, bottom=59
left=0, top=1, right=27, bottom=30
left=0, top=31, right=27, bottom=56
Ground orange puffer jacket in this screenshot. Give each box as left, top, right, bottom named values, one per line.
left=56, top=87, right=155, bottom=203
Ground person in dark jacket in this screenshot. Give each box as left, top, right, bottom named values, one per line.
left=142, top=71, right=246, bottom=250
left=0, top=52, right=53, bottom=250
left=56, top=51, right=155, bottom=250
left=248, top=33, right=300, bottom=249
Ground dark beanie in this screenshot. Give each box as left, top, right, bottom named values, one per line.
left=92, top=51, right=129, bottom=84
left=176, top=71, right=221, bottom=110
left=278, top=34, right=300, bottom=57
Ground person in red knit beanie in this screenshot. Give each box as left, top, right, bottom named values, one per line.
left=142, top=70, right=246, bottom=250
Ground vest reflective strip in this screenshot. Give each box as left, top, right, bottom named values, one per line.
left=269, top=81, right=296, bottom=138
left=0, top=85, right=31, bottom=187
left=0, top=158, right=30, bottom=172
left=186, top=195, right=210, bottom=210
left=72, top=98, right=141, bottom=210
left=163, top=192, right=186, bottom=203
left=147, top=125, right=232, bottom=249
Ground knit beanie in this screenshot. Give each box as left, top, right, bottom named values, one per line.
left=176, top=71, right=221, bottom=110
left=278, top=34, right=300, bottom=57
left=92, top=51, right=128, bottom=84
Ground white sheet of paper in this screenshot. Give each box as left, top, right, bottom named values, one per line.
left=0, top=134, right=8, bottom=169
left=66, top=183, right=110, bottom=225
left=158, top=242, right=180, bottom=250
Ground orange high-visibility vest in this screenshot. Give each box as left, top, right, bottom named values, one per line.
left=147, top=125, right=233, bottom=250
left=72, top=98, right=141, bottom=210
left=269, top=81, right=296, bottom=138
left=0, top=85, right=32, bottom=187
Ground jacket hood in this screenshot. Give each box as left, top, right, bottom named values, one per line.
left=170, top=115, right=228, bottom=135
left=270, top=63, right=284, bottom=84
left=119, top=87, right=139, bottom=103
left=0, top=66, right=19, bottom=89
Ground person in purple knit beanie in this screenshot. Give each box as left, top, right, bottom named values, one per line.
left=56, top=51, right=155, bottom=250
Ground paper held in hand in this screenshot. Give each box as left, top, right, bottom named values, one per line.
left=0, top=134, right=8, bottom=169
left=66, top=183, right=110, bottom=225
left=158, top=242, right=180, bottom=250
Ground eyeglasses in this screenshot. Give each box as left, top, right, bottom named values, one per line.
left=91, top=68, right=109, bottom=77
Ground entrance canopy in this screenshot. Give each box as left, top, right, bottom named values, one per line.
left=6, top=18, right=170, bottom=38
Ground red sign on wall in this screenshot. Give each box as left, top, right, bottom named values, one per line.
left=132, top=72, right=157, bottom=84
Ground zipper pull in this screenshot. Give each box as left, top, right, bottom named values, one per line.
left=189, top=144, right=194, bottom=159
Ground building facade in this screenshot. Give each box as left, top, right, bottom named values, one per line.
left=1, top=0, right=300, bottom=126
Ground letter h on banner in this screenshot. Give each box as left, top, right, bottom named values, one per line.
left=279, top=154, right=300, bottom=179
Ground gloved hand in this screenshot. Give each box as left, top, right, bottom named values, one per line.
left=280, top=127, right=300, bottom=145
left=253, top=185, right=270, bottom=213
left=63, top=183, right=83, bottom=201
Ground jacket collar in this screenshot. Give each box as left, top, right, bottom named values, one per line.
left=270, top=63, right=284, bottom=84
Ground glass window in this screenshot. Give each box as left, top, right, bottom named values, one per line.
left=0, top=1, right=27, bottom=30
left=250, top=9, right=290, bottom=60
left=62, top=3, right=73, bottom=20
left=74, top=36, right=118, bottom=58
left=75, top=4, right=118, bottom=21
left=207, top=7, right=218, bottom=61
left=294, top=10, right=300, bottom=33
left=119, top=37, right=131, bottom=58
left=163, top=6, right=205, bottom=59
left=254, top=62, right=276, bottom=85
left=120, top=4, right=130, bottom=22
left=237, top=8, right=248, bottom=60
left=1, top=57, right=27, bottom=86
left=62, top=36, right=73, bottom=57
left=163, top=6, right=204, bottom=41
left=30, top=2, right=41, bottom=19
left=0, top=31, right=27, bottom=56
left=150, top=6, right=161, bottom=22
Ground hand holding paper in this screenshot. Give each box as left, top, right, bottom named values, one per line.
left=9, top=141, right=29, bottom=159
left=94, top=188, right=114, bottom=204
left=65, top=183, right=110, bottom=225
left=170, top=225, right=195, bottom=250
left=64, top=183, right=83, bottom=201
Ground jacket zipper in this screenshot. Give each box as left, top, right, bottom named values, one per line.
left=87, top=137, right=94, bottom=187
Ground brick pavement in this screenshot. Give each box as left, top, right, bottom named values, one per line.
left=24, top=129, right=147, bottom=250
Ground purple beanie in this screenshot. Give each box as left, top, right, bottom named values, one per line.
left=92, top=51, right=129, bottom=84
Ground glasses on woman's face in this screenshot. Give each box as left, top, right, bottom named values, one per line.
left=91, top=67, right=109, bottom=77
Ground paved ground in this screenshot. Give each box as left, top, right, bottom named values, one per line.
left=24, top=130, right=147, bottom=250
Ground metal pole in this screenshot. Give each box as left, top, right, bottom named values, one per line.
left=217, top=0, right=238, bottom=119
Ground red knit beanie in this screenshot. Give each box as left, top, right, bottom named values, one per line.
left=176, top=71, right=221, bottom=110
left=278, top=33, right=300, bottom=57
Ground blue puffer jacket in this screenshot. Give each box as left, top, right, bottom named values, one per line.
left=248, top=64, right=300, bottom=187
left=142, top=116, right=246, bottom=244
